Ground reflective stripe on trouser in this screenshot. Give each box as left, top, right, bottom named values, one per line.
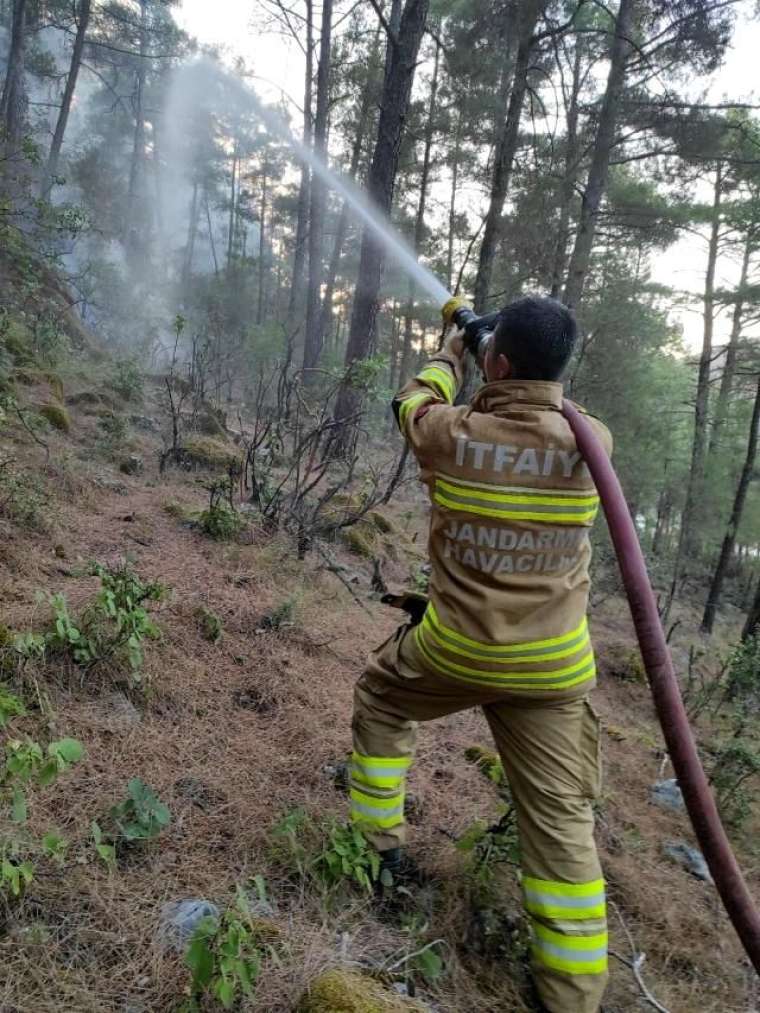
left=351, top=625, right=607, bottom=1011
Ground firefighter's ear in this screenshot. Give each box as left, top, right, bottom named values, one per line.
left=484, top=340, right=511, bottom=381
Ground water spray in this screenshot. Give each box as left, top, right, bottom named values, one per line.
left=442, top=298, right=760, bottom=971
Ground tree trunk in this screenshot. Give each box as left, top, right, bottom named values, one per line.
left=43, top=0, right=91, bottom=196
left=563, top=0, right=634, bottom=309
left=227, top=144, right=238, bottom=266
left=330, top=0, right=429, bottom=451
left=0, top=0, right=28, bottom=155
left=665, top=163, right=724, bottom=618
left=204, top=188, right=219, bottom=276
left=708, top=232, right=753, bottom=459
left=398, top=37, right=440, bottom=384
left=182, top=181, right=200, bottom=288
left=550, top=35, right=582, bottom=298
left=472, top=1, right=542, bottom=313
left=319, top=25, right=382, bottom=347
left=743, top=578, right=760, bottom=642
left=446, top=102, right=462, bottom=293
left=701, top=374, right=760, bottom=634
left=288, top=0, right=314, bottom=321
left=303, top=0, right=334, bottom=373
left=125, top=0, right=148, bottom=255
left=257, top=171, right=268, bottom=325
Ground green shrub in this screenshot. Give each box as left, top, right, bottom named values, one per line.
left=259, top=596, right=298, bottom=631
left=0, top=465, right=48, bottom=530
left=465, top=745, right=506, bottom=786
left=43, top=560, right=166, bottom=680
left=183, top=887, right=269, bottom=1011
left=710, top=739, right=760, bottom=829
left=195, top=606, right=223, bottom=643
left=109, top=777, right=171, bottom=843
left=456, top=809, right=520, bottom=896
left=312, top=821, right=380, bottom=894
left=97, top=412, right=129, bottom=454
left=110, top=359, right=143, bottom=402
left=198, top=504, right=244, bottom=541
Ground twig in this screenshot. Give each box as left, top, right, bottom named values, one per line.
left=313, top=542, right=373, bottom=615
left=15, top=405, right=50, bottom=462
left=610, top=902, right=671, bottom=1013
left=384, top=939, right=446, bottom=973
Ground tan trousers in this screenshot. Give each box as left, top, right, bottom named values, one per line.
left=350, top=624, right=608, bottom=1013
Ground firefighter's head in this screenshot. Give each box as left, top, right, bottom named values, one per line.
left=484, top=296, right=577, bottom=383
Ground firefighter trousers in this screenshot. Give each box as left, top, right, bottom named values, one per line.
left=350, top=624, right=607, bottom=1013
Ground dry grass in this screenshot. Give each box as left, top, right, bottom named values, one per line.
left=0, top=390, right=757, bottom=1013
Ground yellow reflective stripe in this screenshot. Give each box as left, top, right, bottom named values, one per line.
left=532, top=924, right=608, bottom=976
left=427, top=604, right=588, bottom=654
left=351, top=752, right=410, bottom=789
left=437, top=476, right=599, bottom=508
left=350, top=787, right=404, bottom=828
left=434, top=490, right=597, bottom=524
left=415, top=628, right=596, bottom=691
left=417, top=365, right=455, bottom=403
left=523, top=877, right=606, bottom=920
left=398, top=391, right=434, bottom=431
left=422, top=613, right=589, bottom=665
left=523, top=877, right=605, bottom=899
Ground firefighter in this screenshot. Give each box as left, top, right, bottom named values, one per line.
left=349, top=295, right=612, bottom=1013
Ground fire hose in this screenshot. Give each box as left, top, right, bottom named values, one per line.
left=440, top=298, right=760, bottom=972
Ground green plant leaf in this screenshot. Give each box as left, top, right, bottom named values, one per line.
left=11, top=785, right=27, bottom=823
left=48, top=737, right=84, bottom=764
left=186, top=936, right=215, bottom=987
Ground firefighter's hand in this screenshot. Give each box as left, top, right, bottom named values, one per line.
left=442, top=326, right=465, bottom=360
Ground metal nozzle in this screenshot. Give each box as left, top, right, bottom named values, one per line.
left=441, top=298, right=500, bottom=356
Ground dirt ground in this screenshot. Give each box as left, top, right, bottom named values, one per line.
left=1, top=382, right=758, bottom=1013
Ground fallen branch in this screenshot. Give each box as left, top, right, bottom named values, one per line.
left=384, top=938, right=446, bottom=973
left=609, top=901, right=671, bottom=1013
left=313, top=542, right=373, bottom=615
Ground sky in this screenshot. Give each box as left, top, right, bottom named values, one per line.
left=175, top=1, right=760, bottom=352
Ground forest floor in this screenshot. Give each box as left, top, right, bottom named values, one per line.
left=0, top=358, right=758, bottom=1013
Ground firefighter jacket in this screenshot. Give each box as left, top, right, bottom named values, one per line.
left=392, top=346, right=613, bottom=700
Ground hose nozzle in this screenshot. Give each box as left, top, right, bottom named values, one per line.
left=441, top=298, right=500, bottom=356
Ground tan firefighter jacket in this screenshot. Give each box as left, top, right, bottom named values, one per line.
left=392, top=343, right=613, bottom=700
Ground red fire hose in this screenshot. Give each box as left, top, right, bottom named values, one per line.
left=562, top=400, right=760, bottom=973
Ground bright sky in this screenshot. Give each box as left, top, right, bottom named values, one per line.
left=175, top=1, right=760, bottom=352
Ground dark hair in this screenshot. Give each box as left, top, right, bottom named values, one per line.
left=492, top=295, right=577, bottom=381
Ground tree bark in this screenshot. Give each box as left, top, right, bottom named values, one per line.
left=125, top=0, right=148, bottom=253
left=288, top=0, right=314, bottom=321
left=398, top=36, right=440, bottom=385
left=330, top=0, right=429, bottom=451
left=550, top=35, right=582, bottom=298
left=43, top=0, right=91, bottom=196
left=472, top=0, right=542, bottom=313
left=446, top=102, right=462, bottom=294
left=257, top=170, right=268, bottom=325
left=182, top=180, right=199, bottom=287
left=303, top=0, right=334, bottom=373
left=319, top=24, right=382, bottom=347
left=665, top=162, right=724, bottom=619
left=743, top=578, right=760, bottom=642
left=708, top=232, right=753, bottom=459
left=204, top=188, right=219, bottom=276
left=702, top=374, right=760, bottom=634
left=227, top=143, right=238, bottom=266
left=563, top=0, right=634, bottom=309
left=0, top=0, right=29, bottom=155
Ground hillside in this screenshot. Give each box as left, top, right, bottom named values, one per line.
left=0, top=325, right=757, bottom=1013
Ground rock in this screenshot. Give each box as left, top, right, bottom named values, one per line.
left=38, top=402, right=71, bottom=432
left=651, top=778, right=685, bottom=812
left=323, top=760, right=350, bottom=793
left=119, top=455, right=144, bottom=476
left=298, top=969, right=427, bottom=1012
left=181, top=436, right=241, bottom=472
left=406, top=793, right=424, bottom=825
left=464, top=906, right=522, bottom=959
left=664, top=841, right=713, bottom=883
left=105, top=691, right=141, bottom=726
left=130, top=414, right=159, bottom=432
left=158, top=899, right=220, bottom=951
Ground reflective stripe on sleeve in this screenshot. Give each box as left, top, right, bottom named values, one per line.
left=416, top=364, right=456, bottom=404
left=398, top=391, right=434, bottom=432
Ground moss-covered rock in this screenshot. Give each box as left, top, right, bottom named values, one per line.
left=182, top=437, right=240, bottom=472
left=38, top=402, right=71, bottom=432
left=298, top=970, right=426, bottom=1013
left=67, top=390, right=118, bottom=413
left=465, top=745, right=506, bottom=785
left=192, top=405, right=228, bottom=439
left=3, top=323, right=35, bottom=364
